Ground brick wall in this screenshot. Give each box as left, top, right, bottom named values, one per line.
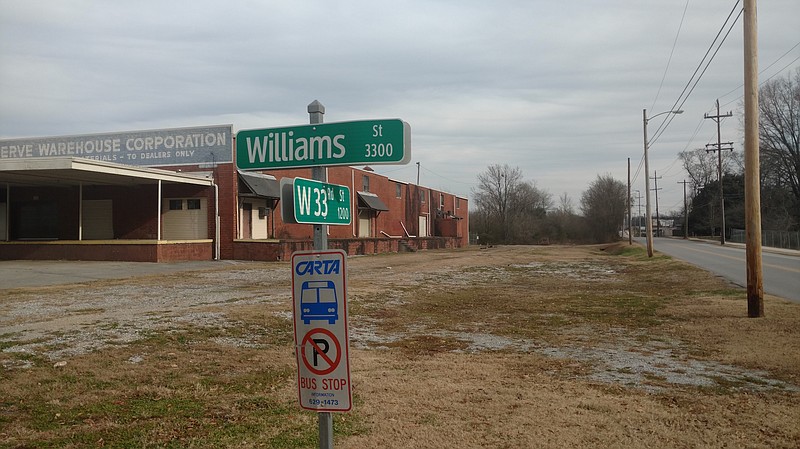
left=232, top=236, right=463, bottom=261
left=247, top=166, right=468, bottom=246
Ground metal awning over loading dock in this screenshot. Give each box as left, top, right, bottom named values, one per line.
left=0, top=157, right=215, bottom=187
left=0, top=157, right=217, bottom=261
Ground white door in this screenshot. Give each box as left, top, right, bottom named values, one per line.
left=358, top=210, right=371, bottom=238
left=418, top=215, right=428, bottom=237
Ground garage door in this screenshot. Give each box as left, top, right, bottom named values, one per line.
left=162, top=198, right=208, bottom=240
left=82, top=200, right=113, bottom=240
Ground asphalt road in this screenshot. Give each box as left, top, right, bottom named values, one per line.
left=641, top=237, right=800, bottom=303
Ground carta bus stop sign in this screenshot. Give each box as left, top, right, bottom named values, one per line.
left=236, top=119, right=411, bottom=170
left=292, top=250, right=351, bottom=412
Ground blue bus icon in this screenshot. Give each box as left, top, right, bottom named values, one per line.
left=300, top=280, right=339, bottom=325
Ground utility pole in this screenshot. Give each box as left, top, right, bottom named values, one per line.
left=634, top=190, right=642, bottom=236
left=628, top=158, right=632, bottom=244
left=642, top=108, right=682, bottom=256
left=678, top=180, right=690, bottom=239
left=651, top=171, right=663, bottom=238
left=704, top=99, right=734, bottom=245
left=743, top=0, right=763, bottom=317
left=643, top=109, right=653, bottom=256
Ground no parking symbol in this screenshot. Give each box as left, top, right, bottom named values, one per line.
left=301, top=328, right=342, bottom=376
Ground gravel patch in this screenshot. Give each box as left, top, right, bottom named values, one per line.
left=1, top=254, right=796, bottom=395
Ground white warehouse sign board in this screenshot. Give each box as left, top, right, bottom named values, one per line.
left=291, top=249, right=352, bottom=412
left=0, top=125, right=233, bottom=167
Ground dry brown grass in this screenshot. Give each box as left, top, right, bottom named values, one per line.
left=1, top=243, right=799, bottom=448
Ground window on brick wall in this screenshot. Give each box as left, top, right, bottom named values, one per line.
left=362, top=175, right=370, bottom=192
left=439, top=193, right=445, bottom=210
left=396, top=183, right=402, bottom=198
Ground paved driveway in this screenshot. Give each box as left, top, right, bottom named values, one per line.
left=0, top=260, right=246, bottom=289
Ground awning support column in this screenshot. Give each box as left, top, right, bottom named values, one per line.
left=157, top=180, right=162, bottom=241
left=78, top=182, right=83, bottom=241
left=4, top=183, right=9, bottom=241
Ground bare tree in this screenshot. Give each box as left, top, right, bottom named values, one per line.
left=473, top=165, right=552, bottom=243
left=580, top=175, right=627, bottom=243
left=473, top=164, right=524, bottom=243
left=545, top=192, right=586, bottom=243
left=679, top=148, right=736, bottom=191
left=509, top=181, right=553, bottom=243
left=758, top=68, right=800, bottom=226
left=557, top=192, right=575, bottom=214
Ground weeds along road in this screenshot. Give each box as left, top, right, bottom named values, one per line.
left=641, top=237, right=800, bottom=303
left=1, top=244, right=799, bottom=448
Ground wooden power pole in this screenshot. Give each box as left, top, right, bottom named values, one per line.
left=651, top=171, right=662, bottom=238
left=678, top=180, right=689, bottom=239
left=743, top=0, right=764, bottom=317
left=628, top=158, right=632, bottom=245
left=704, top=99, right=734, bottom=245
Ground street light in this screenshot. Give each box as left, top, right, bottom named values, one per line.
left=643, top=108, right=683, bottom=257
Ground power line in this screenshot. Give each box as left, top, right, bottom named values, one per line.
left=717, top=41, right=800, bottom=105
left=720, top=54, right=800, bottom=109
left=631, top=153, right=646, bottom=186
left=663, top=42, right=800, bottom=188
left=665, top=50, right=798, bottom=191
left=649, top=1, right=742, bottom=146
left=650, top=0, right=691, bottom=112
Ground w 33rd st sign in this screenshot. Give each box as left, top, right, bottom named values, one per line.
left=236, top=119, right=411, bottom=170
left=280, top=177, right=351, bottom=226
left=292, top=250, right=351, bottom=412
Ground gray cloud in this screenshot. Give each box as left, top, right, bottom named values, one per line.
left=1, top=0, right=798, bottom=212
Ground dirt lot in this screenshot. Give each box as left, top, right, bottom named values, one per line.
left=1, top=244, right=799, bottom=448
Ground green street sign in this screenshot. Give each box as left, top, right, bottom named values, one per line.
left=280, top=177, right=351, bottom=226
left=236, top=119, right=411, bottom=170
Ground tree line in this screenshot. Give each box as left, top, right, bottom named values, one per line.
left=680, top=69, right=799, bottom=236
left=470, top=69, right=798, bottom=245
left=470, top=164, right=626, bottom=245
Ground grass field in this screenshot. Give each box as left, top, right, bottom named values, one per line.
left=1, top=244, right=798, bottom=448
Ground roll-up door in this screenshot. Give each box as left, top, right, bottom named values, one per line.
left=15, top=201, right=58, bottom=240
left=0, top=203, right=6, bottom=240
left=162, top=198, right=208, bottom=240
left=81, top=199, right=113, bottom=240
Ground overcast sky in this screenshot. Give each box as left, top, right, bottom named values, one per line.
left=1, top=0, right=798, bottom=215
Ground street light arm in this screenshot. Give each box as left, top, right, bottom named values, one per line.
left=645, top=109, right=684, bottom=124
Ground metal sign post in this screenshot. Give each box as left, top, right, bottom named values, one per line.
left=308, top=100, right=334, bottom=449
left=280, top=100, right=408, bottom=447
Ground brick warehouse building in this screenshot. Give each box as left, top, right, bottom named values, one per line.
left=0, top=124, right=468, bottom=262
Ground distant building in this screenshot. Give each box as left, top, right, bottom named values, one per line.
left=0, top=125, right=468, bottom=262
